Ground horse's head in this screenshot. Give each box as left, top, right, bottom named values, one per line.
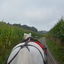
left=23, top=33, right=32, bottom=40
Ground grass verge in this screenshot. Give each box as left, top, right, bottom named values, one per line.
left=45, top=38, right=64, bottom=64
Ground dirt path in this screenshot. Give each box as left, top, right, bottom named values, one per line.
left=39, top=37, right=58, bottom=64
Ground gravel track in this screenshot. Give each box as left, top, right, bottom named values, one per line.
left=39, top=37, right=58, bottom=64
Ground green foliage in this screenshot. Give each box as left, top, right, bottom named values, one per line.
left=0, top=21, right=43, bottom=64
left=45, top=38, right=64, bottom=64
left=47, top=18, right=64, bottom=45
left=38, top=30, right=48, bottom=34
left=13, top=24, right=38, bottom=32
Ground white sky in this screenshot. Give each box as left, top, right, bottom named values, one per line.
left=0, top=0, right=64, bottom=31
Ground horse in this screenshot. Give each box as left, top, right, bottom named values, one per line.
left=5, top=33, right=47, bottom=64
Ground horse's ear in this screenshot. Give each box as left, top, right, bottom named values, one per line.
left=29, top=33, right=31, bottom=36
left=24, top=33, right=27, bottom=36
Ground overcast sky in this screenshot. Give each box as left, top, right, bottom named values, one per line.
left=0, top=0, right=64, bottom=31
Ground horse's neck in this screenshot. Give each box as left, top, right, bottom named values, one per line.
left=17, top=47, right=33, bottom=64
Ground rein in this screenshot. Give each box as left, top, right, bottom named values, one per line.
left=4, top=38, right=44, bottom=64
left=5, top=39, right=30, bottom=64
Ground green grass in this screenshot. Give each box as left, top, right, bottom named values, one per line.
left=45, top=38, right=64, bottom=64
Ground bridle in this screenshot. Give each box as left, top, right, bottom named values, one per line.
left=4, top=38, right=44, bottom=64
